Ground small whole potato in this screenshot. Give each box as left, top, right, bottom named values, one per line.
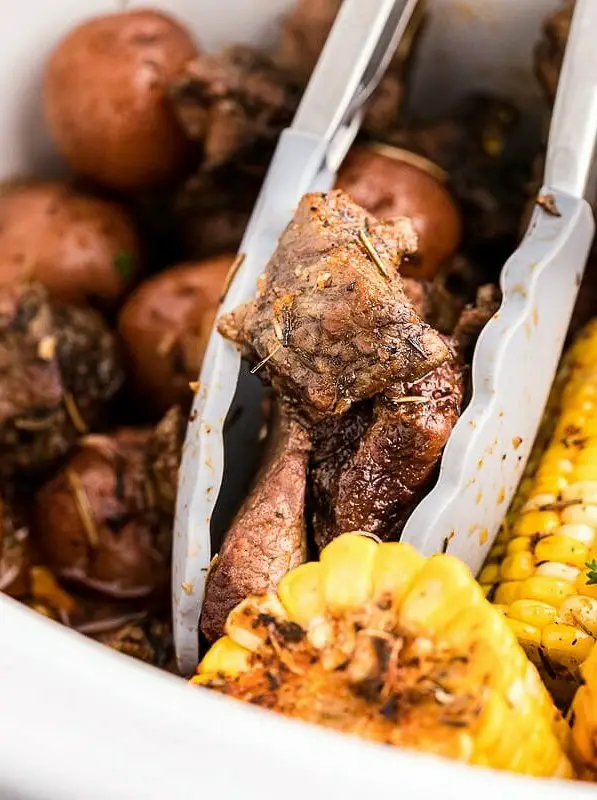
left=44, top=10, right=198, bottom=192
left=118, top=254, right=233, bottom=415
left=0, top=182, right=142, bottom=308
left=34, top=430, right=171, bottom=599
left=336, top=145, right=462, bottom=280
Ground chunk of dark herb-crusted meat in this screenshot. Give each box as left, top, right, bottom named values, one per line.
left=310, top=349, right=465, bottom=548
left=452, top=283, right=501, bottom=362
left=145, top=405, right=185, bottom=515
left=218, top=191, right=450, bottom=421
left=534, top=0, right=573, bottom=104
left=96, top=618, right=174, bottom=668
left=275, top=0, right=424, bottom=137
left=174, top=163, right=262, bottom=258
left=201, top=407, right=310, bottom=642
left=0, top=283, right=123, bottom=474
left=169, top=45, right=299, bottom=172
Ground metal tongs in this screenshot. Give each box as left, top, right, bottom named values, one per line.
left=173, top=0, right=421, bottom=673
left=401, top=0, right=597, bottom=566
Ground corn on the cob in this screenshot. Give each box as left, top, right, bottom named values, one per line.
left=481, top=321, right=597, bottom=702
left=193, top=532, right=572, bottom=778
left=570, top=644, right=597, bottom=780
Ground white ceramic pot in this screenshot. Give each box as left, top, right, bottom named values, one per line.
left=0, top=2, right=589, bottom=799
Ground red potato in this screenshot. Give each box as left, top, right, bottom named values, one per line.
left=336, top=145, right=463, bottom=280
left=0, top=182, right=142, bottom=309
left=34, top=415, right=183, bottom=600
left=118, top=254, right=233, bottom=415
left=44, top=10, right=199, bottom=192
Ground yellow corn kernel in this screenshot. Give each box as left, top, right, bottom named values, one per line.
left=542, top=623, right=594, bottom=669
left=535, top=562, right=580, bottom=582
left=371, top=541, right=425, bottom=608
left=533, top=477, right=569, bottom=495
left=506, top=618, right=541, bottom=647
left=226, top=594, right=287, bottom=651
left=558, top=595, right=597, bottom=637
left=558, top=522, right=596, bottom=545
left=198, top=635, right=251, bottom=677
left=561, top=503, right=597, bottom=529
left=494, top=581, right=522, bottom=605
left=572, top=466, right=597, bottom=483
left=278, top=562, right=325, bottom=626
left=507, top=536, right=532, bottom=554
left=400, top=555, right=483, bottom=636
left=519, top=575, right=575, bottom=607
left=534, top=534, right=589, bottom=568
left=508, top=599, right=557, bottom=629
left=562, top=482, right=597, bottom=505
left=478, top=563, right=500, bottom=584
left=514, top=511, right=560, bottom=538
left=500, top=552, right=535, bottom=581
left=320, top=533, right=376, bottom=612
left=521, top=493, right=557, bottom=513
left=472, top=692, right=519, bottom=769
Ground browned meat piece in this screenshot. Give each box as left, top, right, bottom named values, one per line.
left=401, top=277, right=431, bottom=320
left=310, top=350, right=465, bottom=547
left=200, top=408, right=310, bottom=642
left=145, top=405, right=185, bottom=515
left=0, top=283, right=123, bottom=475
left=535, top=1, right=573, bottom=104
left=95, top=618, right=173, bottom=668
left=275, top=0, right=424, bottom=137
left=174, top=164, right=262, bottom=259
left=219, top=191, right=450, bottom=421
left=0, top=488, right=31, bottom=597
left=34, top=410, right=182, bottom=600
left=169, top=45, right=299, bottom=171
left=452, top=283, right=501, bottom=361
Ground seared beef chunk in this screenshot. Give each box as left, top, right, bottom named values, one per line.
left=169, top=45, right=299, bottom=172
left=96, top=618, right=173, bottom=668
left=311, top=350, right=465, bottom=547
left=174, top=163, right=262, bottom=259
left=219, top=191, right=450, bottom=420
left=391, top=95, right=530, bottom=275
left=201, top=407, right=310, bottom=642
left=0, top=283, right=123, bottom=474
left=34, top=410, right=183, bottom=600
left=0, top=487, right=31, bottom=597
left=452, top=283, right=501, bottom=362
left=535, top=0, right=573, bottom=104
left=275, top=0, right=423, bottom=137
left=145, top=405, right=185, bottom=515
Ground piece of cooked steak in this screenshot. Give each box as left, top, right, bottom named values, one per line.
left=218, top=191, right=450, bottom=421
left=310, top=347, right=465, bottom=547
left=200, top=406, right=311, bottom=642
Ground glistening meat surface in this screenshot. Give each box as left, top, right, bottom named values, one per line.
left=219, top=191, right=450, bottom=420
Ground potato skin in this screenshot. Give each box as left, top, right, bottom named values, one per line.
left=0, top=182, right=142, bottom=308
left=44, top=10, right=198, bottom=192
left=34, top=431, right=170, bottom=599
left=336, top=146, right=462, bottom=280
left=118, top=254, right=233, bottom=415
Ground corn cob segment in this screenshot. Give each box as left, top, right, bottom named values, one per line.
left=193, top=533, right=571, bottom=778
left=482, top=321, right=597, bottom=700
